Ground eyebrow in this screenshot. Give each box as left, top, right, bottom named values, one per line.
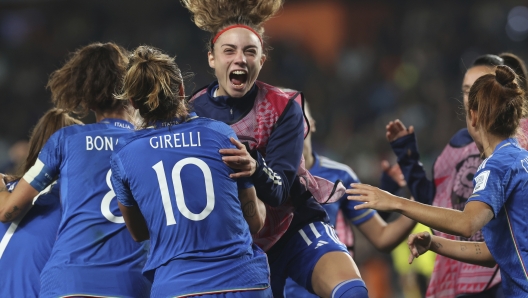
left=220, top=44, right=258, bottom=50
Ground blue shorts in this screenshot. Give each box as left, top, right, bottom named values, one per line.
left=270, top=221, right=349, bottom=297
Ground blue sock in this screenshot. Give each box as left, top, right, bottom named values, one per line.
left=331, top=279, right=369, bottom=298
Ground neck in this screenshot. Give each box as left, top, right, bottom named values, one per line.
left=481, top=132, right=508, bottom=158
left=94, top=108, right=131, bottom=123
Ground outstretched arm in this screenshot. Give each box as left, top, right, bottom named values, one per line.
left=347, top=184, right=494, bottom=238
left=357, top=212, right=416, bottom=252
left=408, top=231, right=495, bottom=268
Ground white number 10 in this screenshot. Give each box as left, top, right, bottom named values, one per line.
left=152, top=158, right=215, bottom=226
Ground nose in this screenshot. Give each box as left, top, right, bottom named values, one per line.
left=233, top=49, right=247, bottom=66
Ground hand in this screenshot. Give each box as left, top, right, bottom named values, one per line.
left=386, top=119, right=414, bottom=142
left=381, top=160, right=406, bottom=187
left=219, top=138, right=257, bottom=178
left=346, top=183, right=400, bottom=212
left=407, top=231, right=432, bottom=264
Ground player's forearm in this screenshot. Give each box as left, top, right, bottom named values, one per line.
left=429, top=235, right=496, bottom=267
left=378, top=215, right=417, bottom=252
left=0, top=179, right=36, bottom=223
left=395, top=198, right=475, bottom=238
left=239, top=187, right=266, bottom=235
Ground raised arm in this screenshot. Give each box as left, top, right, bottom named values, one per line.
left=238, top=186, right=266, bottom=235
left=408, top=231, right=495, bottom=268
left=386, top=120, right=435, bottom=204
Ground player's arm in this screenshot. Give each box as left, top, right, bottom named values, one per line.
left=220, top=101, right=305, bottom=207
left=408, top=231, right=495, bottom=267
left=347, top=184, right=494, bottom=238
left=0, top=176, right=38, bottom=222
left=118, top=202, right=149, bottom=242
left=238, top=186, right=266, bottom=235
left=357, top=212, right=416, bottom=252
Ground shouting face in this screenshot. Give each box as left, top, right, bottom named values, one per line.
left=208, top=27, right=266, bottom=98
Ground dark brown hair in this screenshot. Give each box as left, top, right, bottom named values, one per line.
left=500, top=52, right=528, bottom=92
left=7, top=108, right=82, bottom=182
left=181, top=0, right=282, bottom=52
left=117, top=46, right=189, bottom=128
left=468, top=65, right=526, bottom=138
left=47, top=42, right=129, bottom=115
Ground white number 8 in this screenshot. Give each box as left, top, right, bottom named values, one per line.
left=152, top=157, right=215, bottom=226
left=101, top=169, right=124, bottom=224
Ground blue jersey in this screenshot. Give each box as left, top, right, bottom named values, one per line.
left=0, top=180, right=60, bottom=297
left=284, top=154, right=375, bottom=297
left=23, top=119, right=150, bottom=298
left=111, top=116, right=270, bottom=297
left=311, top=154, right=375, bottom=227
left=467, top=138, right=528, bottom=296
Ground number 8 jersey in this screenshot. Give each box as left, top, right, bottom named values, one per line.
left=25, top=119, right=151, bottom=298
left=110, top=116, right=270, bottom=297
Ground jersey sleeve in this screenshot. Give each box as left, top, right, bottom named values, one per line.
left=467, top=159, right=507, bottom=217
left=390, top=133, right=435, bottom=205
left=341, top=170, right=376, bottom=225
left=250, top=100, right=304, bottom=207
left=110, top=153, right=137, bottom=207
left=22, top=130, right=63, bottom=192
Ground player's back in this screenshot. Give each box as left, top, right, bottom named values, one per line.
left=38, top=119, right=150, bottom=298
left=112, top=117, right=270, bottom=297
left=0, top=180, right=60, bottom=297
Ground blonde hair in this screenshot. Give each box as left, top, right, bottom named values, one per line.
left=181, top=0, right=282, bottom=49
left=117, top=46, right=189, bottom=128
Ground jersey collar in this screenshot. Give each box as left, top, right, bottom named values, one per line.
left=154, top=112, right=198, bottom=128
left=100, top=118, right=134, bottom=130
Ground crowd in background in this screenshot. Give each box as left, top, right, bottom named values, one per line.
left=2, top=0, right=528, bottom=297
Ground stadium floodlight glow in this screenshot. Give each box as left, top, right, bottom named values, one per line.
left=506, top=6, right=528, bottom=41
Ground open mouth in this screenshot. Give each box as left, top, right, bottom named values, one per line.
left=229, top=70, right=248, bottom=90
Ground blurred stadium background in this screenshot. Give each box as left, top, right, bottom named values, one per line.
left=1, top=0, right=528, bottom=296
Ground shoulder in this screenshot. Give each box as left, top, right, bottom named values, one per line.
left=189, top=83, right=212, bottom=102
left=188, top=117, right=236, bottom=138
left=319, top=156, right=359, bottom=181
left=449, top=128, right=474, bottom=148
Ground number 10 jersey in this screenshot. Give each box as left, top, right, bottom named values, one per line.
left=110, top=117, right=270, bottom=297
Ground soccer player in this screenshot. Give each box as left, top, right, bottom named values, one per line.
left=111, top=46, right=270, bottom=297
left=0, top=42, right=151, bottom=297
left=347, top=65, right=528, bottom=297
left=181, top=1, right=367, bottom=297
left=383, top=53, right=528, bottom=297
left=0, top=108, right=81, bottom=297
left=284, top=100, right=416, bottom=297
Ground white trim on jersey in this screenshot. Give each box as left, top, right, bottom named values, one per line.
left=22, top=158, right=46, bottom=186
left=319, top=156, right=358, bottom=181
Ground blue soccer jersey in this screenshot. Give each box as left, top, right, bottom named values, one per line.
left=0, top=180, right=60, bottom=297
left=284, top=153, right=375, bottom=297
left=467, top=138, right=528, bottom=296
left=110, top=116, right=270, bottom=297
left=22, top=119, right=150, bottom=298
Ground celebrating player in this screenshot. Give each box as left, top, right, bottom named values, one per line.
left=0, top=108, right=81, bottom=297
left=0, top=42, right=151, bottom=297
left=111, top=45, right=270, bottom=297
left=181, top=0, right=367, bottom=297
left=384, top=53, right=528, bottom=297
left=347, top=65, right=528, bottom=297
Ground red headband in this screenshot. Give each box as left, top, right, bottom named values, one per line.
left=211, top=24, right=263, bottom=45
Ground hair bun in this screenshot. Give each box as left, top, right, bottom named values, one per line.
left=495, top=65, right=517, bottom=87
